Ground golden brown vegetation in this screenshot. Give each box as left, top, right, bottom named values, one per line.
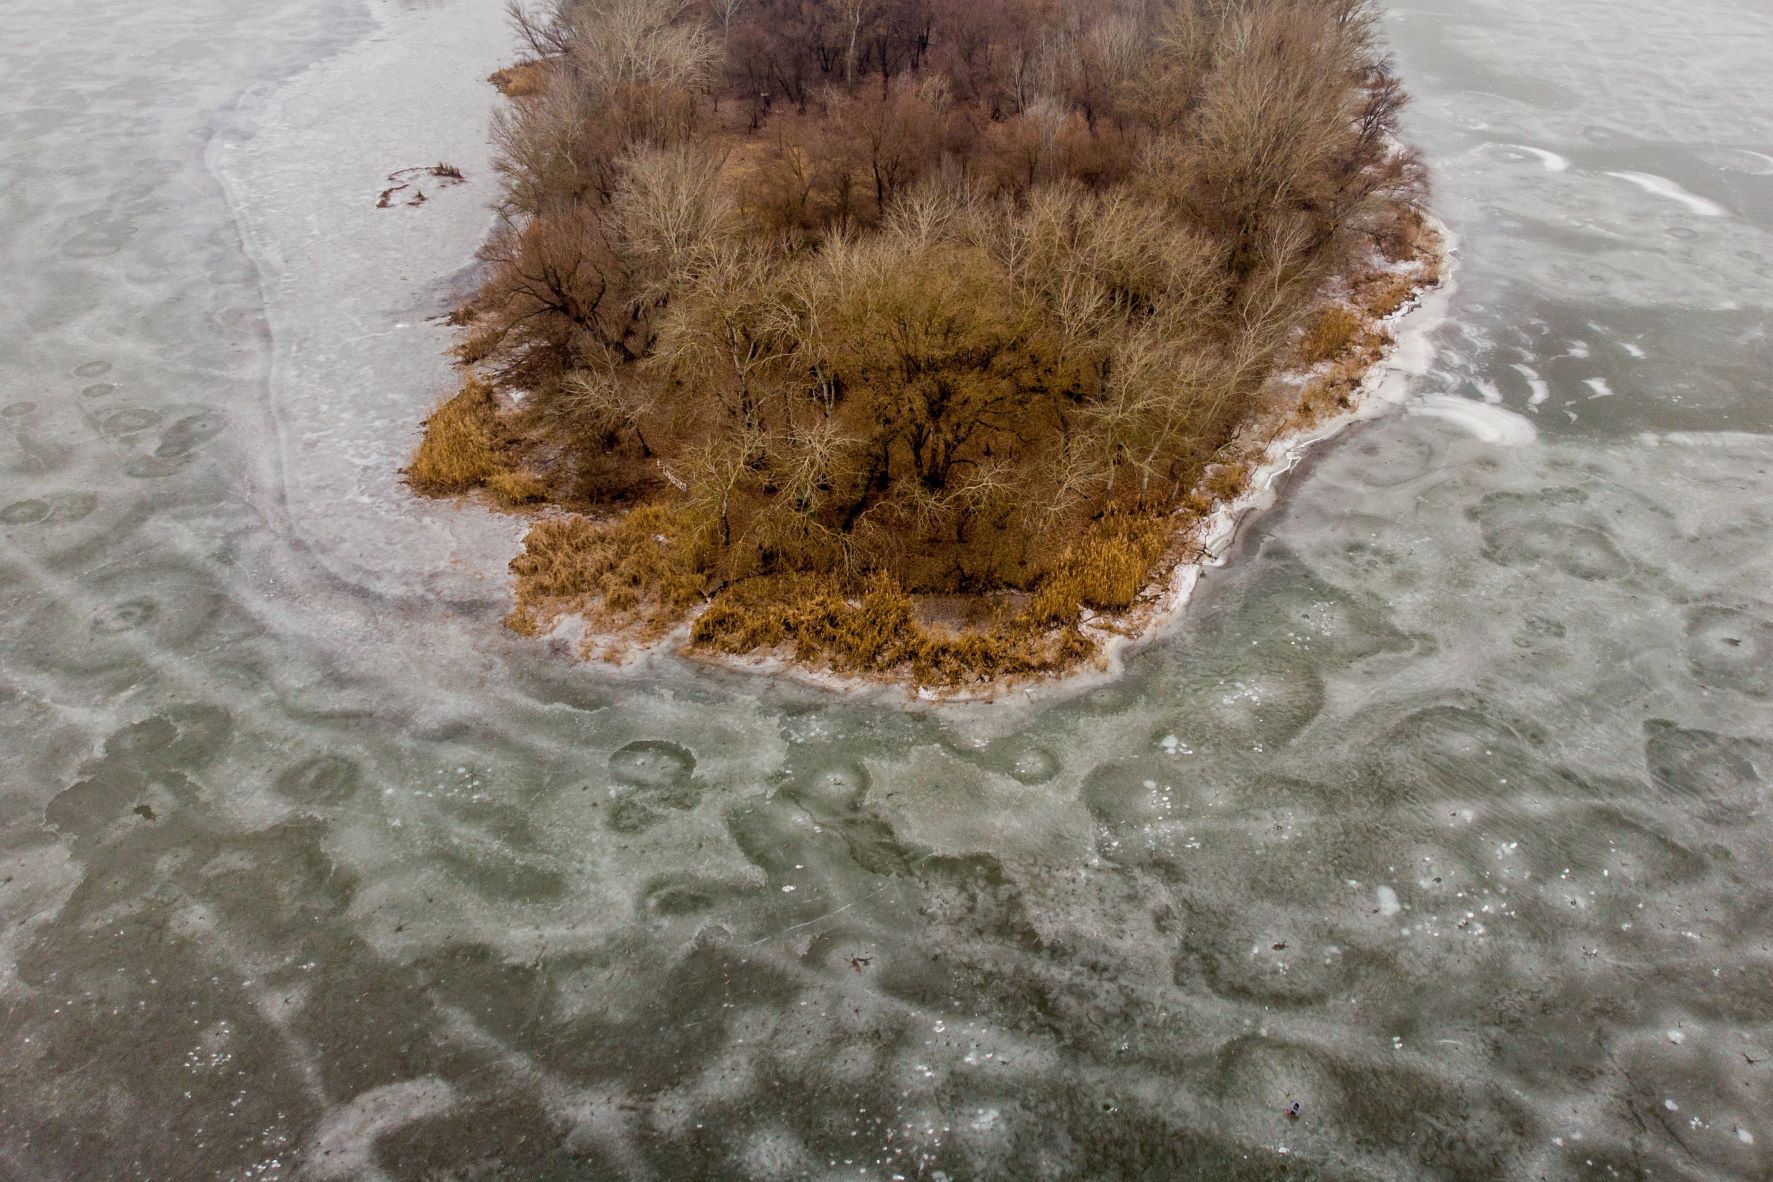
left=1300, top=305, right=1363, bottom=367
left=415, top=0, right=1441, bottom=689
left=507, top=505, right=707, bottom=641
left=690, top=573, right=1098, bottom=686
left=486, top=468, right=551, bottom=505
left=489, top=62, right=549, bottom=97
left=407, top=378, right=504, bottom=493
left=405, top=377, right=563, bottom=507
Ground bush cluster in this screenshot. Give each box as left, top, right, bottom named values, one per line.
left=425, top=0, right=1431, bottom=685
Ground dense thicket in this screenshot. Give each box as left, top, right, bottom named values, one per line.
left=430, top=0, right=1431, bottom=679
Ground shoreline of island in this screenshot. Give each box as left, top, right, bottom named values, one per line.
left=500, top=214, right=1455, bottom=707
left=683, top=217, right=1456, bottom=705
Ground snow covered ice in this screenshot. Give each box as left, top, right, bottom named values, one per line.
left=2, top=0, right=1771, bottom=1177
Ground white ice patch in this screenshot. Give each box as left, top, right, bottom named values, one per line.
left=1473, top=379, right=1503, bottom=404
left=1584, top=378, right=1617, bottom=399
left=307, top=1078, right=458, bottom=1179
left=1621, top=341, right=1647, bottom=359
left=208, top=0, right=526, bottom=601
left=1411, top=396, right=1538, bottom=446
left=1490, top=143, right=1571, bottom=172
left=1712, top=148, right=1773, bottom=176
left=1376, top=885, right=1402, bottom=917
left=1512, top=363, right=1551, bottom=406
left=1605, top=171, right=1728, bottom=217
left=1159, top=734, right=1194, bottom=756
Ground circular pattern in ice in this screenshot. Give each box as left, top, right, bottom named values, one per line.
left=788, top=760, right=870, bottom=813
left=274, top=754, right=365, bottom=805
left=0, top=499, right=52, bottom=525
left=605, top=740, right=702, bottom=831
left=1006, top=746, right=1060, bottom=785
left=20, top=561, right=228, bottom=675
left=99, top=407, right=160, bottom=435
left=609, top=739, right=696, bottom=790
left=155, top=410, right=226, bottom=458
left=1684, top=604, right=1771, bottom=697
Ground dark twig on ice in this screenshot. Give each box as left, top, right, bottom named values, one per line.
left=375, top=163, right=466, bottom=207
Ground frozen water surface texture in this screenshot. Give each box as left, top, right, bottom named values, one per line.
left=3, top=0, right=1772, bottom=1177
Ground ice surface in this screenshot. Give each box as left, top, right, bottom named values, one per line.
left=1511, top=362, right=1551, bottom=406
left=209, top=0, right=527, bottom=603
left=1487, top=143, right=1571, bottom=172
left=1605, top=171, right=1730, bottom=218
left=1409, top=395, right=1538, bottom=444
left=3, top=0, right=1773, bottom=1177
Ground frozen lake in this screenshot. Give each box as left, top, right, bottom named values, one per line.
left=2, top=0, right=1770, bottom=1176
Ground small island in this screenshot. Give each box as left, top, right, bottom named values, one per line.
left=409, top=0, right=1443, bottom=695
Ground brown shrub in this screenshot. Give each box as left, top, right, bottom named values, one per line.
left=1025, top=516, right=1170, bottom=624
left=407, top=378, right=502, bottom=494
left=507, top=505, right=707, bottom=639
left=455, top=322, right=503, bottom=366
left=1354, top=271, right=1424, bottom=323
left=827, top=80, right=944, bottom=215
left=1299, top=304, right=1362, bottom=366
left=1201, top=461, right=1250, bottom=503
left=1294, top=355, right=1369, bottom=420
left=692, top=573, right=915, bottom=672
left=489, top=62, right=549, bottom=98
left=690, top=571, right=1098, bottom=688
left=486, top=469, right=549, bottom=506
left=1372, top=201, right=1431, bottom=264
